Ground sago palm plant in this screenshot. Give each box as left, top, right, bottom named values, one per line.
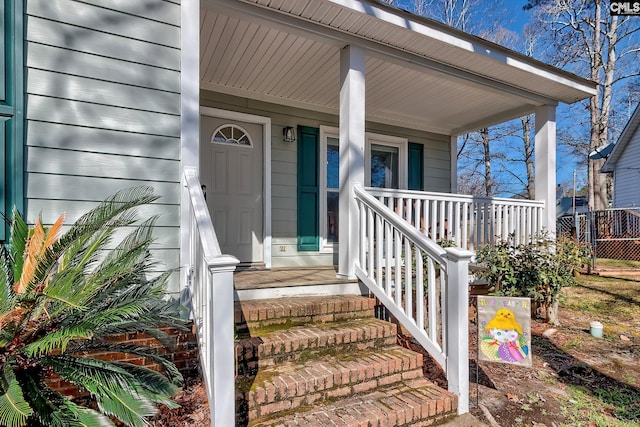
left=0, top=187, right=187, bottom=427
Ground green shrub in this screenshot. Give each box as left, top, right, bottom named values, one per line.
left=0, top=187, right=187, bottom=427
left=475, top=233, right=590, bottom=324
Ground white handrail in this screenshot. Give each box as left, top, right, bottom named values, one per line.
left=353, top=185, right=472, bottom=414
left=366, top=187, right=545, bottom=250
left=184, top=167, right=238, bottom=427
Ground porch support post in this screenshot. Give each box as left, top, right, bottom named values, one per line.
left=338, top=45, right=366, bottom=279
left=450, top=135, right=458, bottom=193
left=534, top=105, right=557, bottom=235
left=445, top=247, right=472, bottom=414
left=180, top=0, right=200, bottom=299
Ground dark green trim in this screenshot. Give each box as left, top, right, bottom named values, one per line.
left=1, top=0, right=25, bottom=241
left=297, top=126, right=320, bottom=251
left=408, top=142, right=424, bottom=191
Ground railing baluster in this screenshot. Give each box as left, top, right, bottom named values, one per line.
left=416, top=248, right=424, bottom=330
left=368, top=208, right=374, bottom=276
left=394, top=228, right=402, bottom=307
left=376, top=214, right=383, bottom=287
left=406, top=242, right=413, bottom=320
left=423, top=199, right=429, bottom=237
left=385, top=222, right=392, bottom=297
left=427, top=257, right=436, bottom=342
left=431, top=200, right=438, bottom=241
left=359, top=201, right=366, bottom=271
left=439, top=200, right=446, bottom=241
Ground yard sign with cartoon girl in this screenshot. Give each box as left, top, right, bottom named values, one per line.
left=478, top=296, right=532, bottom=367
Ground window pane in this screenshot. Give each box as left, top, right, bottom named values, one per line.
left=371, top=144, right=398, bottom=188
left=327, top=138, right=339, bottom=189
left=327, top=191, right=339, bottom=243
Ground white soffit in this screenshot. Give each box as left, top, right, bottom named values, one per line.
left=200, top=0, right=597, bottom=134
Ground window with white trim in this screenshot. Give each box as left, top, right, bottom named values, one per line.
left=319, top=126, right=408, bottom=251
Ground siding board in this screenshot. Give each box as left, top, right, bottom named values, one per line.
left=26, top=122, right=179, bottom=159
left=613, top=127, right=640, bottom=207
left=70, top=0, right=180, bottom=27
left=27, top=95, right=180, bottom=137
left=27, top=43, right=180, bottom=92
left=27, top=147, right=179, bottom=181
left=27, top=69, right=180, bottom=115
left=28, top=200, right=178, bottom=227
left=27, top=16, right=179, bottom=70
left=27, top=0, right=179, bottom=48
left=27, top=174, right=180, bottom=204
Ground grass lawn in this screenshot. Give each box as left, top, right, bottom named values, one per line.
left=472, top=271, right=640, bottom=427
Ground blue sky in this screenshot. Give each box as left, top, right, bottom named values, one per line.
left=391, top=0, right=587, bottom=195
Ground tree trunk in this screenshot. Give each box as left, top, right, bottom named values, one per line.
left=546, top=299, right=560, bottom=326
left=481, top=128, right=492, bottom=197
left=521, top=116, right=535, bottom=199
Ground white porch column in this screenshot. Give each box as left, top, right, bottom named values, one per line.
left=338, top=45, right=366, bottom=279
left=534, top=105, right=557, bottom=235
left=180, top=0, right=200, bottom=298
left=450, top=135, right=458, bottom=193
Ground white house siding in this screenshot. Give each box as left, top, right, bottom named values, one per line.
left=24, top=0, right=182, bottom=293
left=613, top=125, right=640, bottom=208
left=201, top=91, right=452, bottom=267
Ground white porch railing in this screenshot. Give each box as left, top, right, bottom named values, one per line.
left=353, top=185, right=473, bottom=414
left=184, top=167, right=238, bottom=427
left=367, top=188, right=545, bottom=250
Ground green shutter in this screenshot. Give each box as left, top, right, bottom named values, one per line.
left=1, top=0, right=25, bottom=241
left=408, top=142, right=424, bottom=191
left=297, top=126, right=320, bottom=251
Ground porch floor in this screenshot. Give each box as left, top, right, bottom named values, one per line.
left=233, top=266, right=356, bottom=290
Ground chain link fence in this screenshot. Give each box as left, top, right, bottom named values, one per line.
left=557, top=207, right=640, bottom=267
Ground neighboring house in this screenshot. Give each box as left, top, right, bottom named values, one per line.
left=601, top=103, right=640, bottom=208
left=1, top=0, right=596, bottom=423
left=557, top=196, right=589, bottom=218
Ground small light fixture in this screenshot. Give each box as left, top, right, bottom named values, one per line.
left=283, top=126, right=296, bottom=144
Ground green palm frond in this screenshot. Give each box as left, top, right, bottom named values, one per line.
left=96, top=386, right=156, bottom=427
left=44, top=355, right=141, bottom=395
left=68, top=342, right=183, bottom=385
left=18, top=373, right=109, bottom=427
left=45, top=356, right=158, bottom=427
left=22, top=325, right=94, bottom=358
left=0, top=365, right=33, bottom=427
left=0, top=187, right=183, bottom=426
left=114, top=364, right=180, bottom=409
left=72, top=404, right=116, bottom=427
left=0, top=249, right=16, bottom=313
left=97, top=217, right=157, bottom=274
left=30, top=187, right=158, bottom=294
left=8, top=208, right=28, bottom=285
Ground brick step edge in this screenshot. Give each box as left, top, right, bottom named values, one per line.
left=236, top=318, right=397, bottom=373
left=237, top=347, right=424, bottom=420
left=249, top=378, right=457, bottom=427
left=235, top=295, right=376, bottom=330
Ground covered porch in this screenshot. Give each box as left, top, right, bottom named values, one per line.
left=179, top=0, right=597, bottom=424
left=186, top=0, right=596, bottom=275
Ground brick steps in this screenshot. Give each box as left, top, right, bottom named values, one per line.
left=235, top=295, right=457, bottom=426
left=253, top=379, right=456, bottom=427
left=235, top=295, right=376, bottom=332
left=237, top=347, right=424, bottom=420
left=235, top=318, right=397, bottom=374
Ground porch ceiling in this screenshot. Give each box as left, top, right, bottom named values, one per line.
left=200, top=0, right=596, bottom=135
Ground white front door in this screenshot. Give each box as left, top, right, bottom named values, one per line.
left=200, top=115, right=264, bottom=266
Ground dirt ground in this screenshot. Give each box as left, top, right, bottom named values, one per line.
left=151, top=269, right=640, bottom=427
